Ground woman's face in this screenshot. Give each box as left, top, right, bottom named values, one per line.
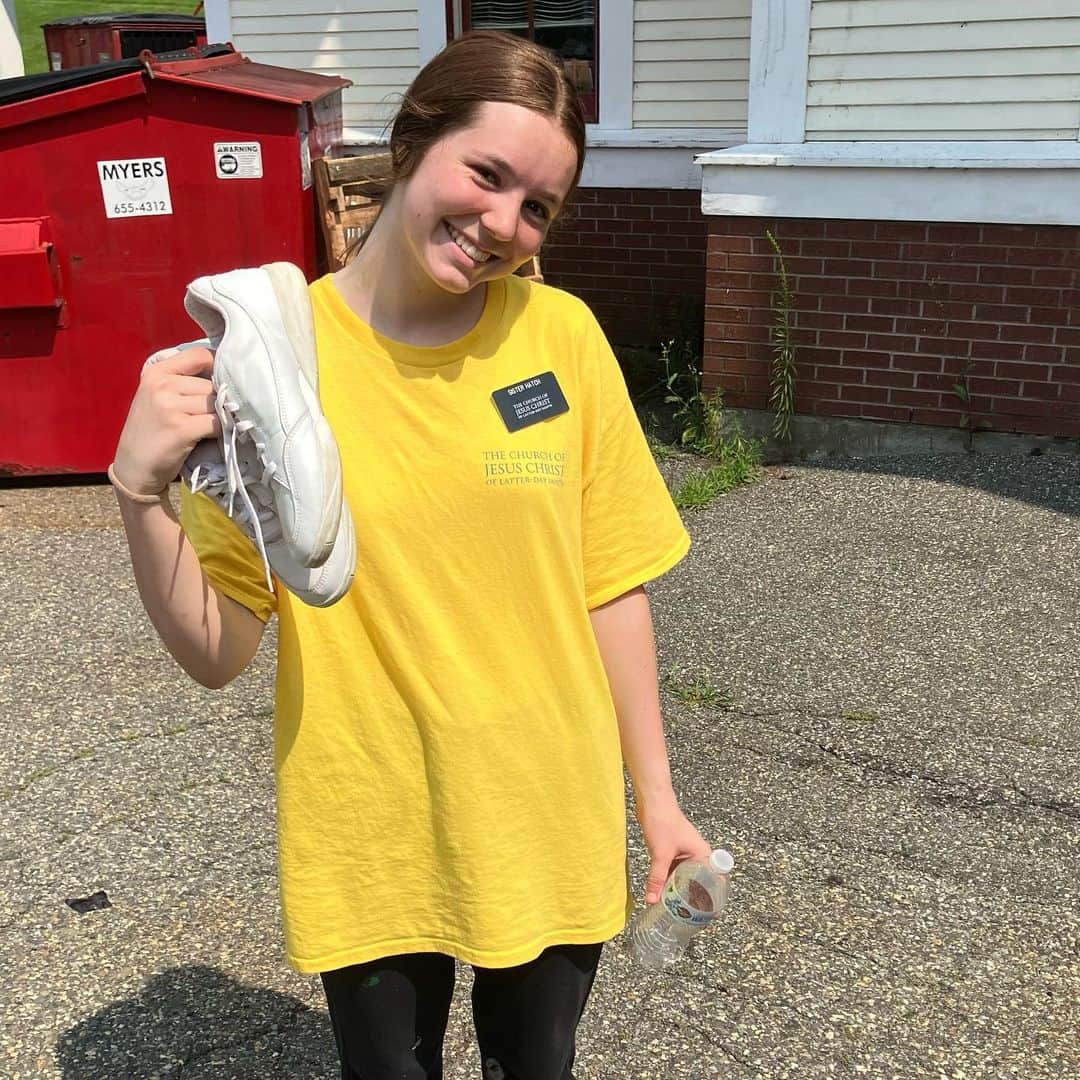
left=393, top=101, right=579, bottom=295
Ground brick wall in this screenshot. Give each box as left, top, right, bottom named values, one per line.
left=706, top=217, right=1080, bottom=438
left=542, top=188, right=708, bottom=347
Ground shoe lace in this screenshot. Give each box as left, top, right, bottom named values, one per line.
left=191, top=380, right=291, bottom=591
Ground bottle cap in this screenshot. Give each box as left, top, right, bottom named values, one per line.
left=709, top=848, right=734, bottom=875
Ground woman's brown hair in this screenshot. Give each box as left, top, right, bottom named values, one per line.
left=389, top=30, right=587, bottom=203
left=339, top=31, right=586, bottom=265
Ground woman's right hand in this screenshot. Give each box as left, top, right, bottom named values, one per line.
left=111, top=346, right=221, bottom=497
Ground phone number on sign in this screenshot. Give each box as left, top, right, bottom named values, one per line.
left=112, top=200, right=169, bottom=215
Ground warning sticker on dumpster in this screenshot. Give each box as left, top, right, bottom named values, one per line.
left=97, top=157, right=173, bottom=219
left=214, top=141, right=263, bottom=180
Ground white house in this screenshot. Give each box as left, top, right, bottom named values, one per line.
left=701, top=0, right=1080, bottom=444
left=202, top=0, right=1080, bottom=441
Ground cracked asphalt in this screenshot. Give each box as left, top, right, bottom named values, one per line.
left=1, top=451, right=1078, bottom=1078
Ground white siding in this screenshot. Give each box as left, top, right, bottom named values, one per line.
left=807, top=0, right=1080, bottom=140
left=231, top=0, right=419, bottom=132
left=633, top=0, right=751, bottom=129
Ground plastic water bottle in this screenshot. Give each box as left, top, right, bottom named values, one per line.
left=628, top=848, right=734, bottom=969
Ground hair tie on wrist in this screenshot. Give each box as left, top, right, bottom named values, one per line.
left=107, top=463, right=168, bottom=504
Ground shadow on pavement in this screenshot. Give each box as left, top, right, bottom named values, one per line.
left=55, top=965, right=333, bottom=1079
left=808, top=451, right=1080, bottom=517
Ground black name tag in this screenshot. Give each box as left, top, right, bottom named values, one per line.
left=491, top=371, right=569, bottom=432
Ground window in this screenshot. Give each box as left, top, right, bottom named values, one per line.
left=450, top=1, right=598, bottom=122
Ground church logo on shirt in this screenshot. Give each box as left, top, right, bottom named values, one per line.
left=482, top=448, right=566, bottom=488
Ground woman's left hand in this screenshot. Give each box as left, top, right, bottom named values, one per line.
left=635, top=796, right=712, bottom=905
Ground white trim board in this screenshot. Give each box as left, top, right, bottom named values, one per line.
left=416, top=0, right=446, bottom=65
left=588, top=128, right=744, bottom=149
left=748, top=0, right=810, bottom=143
left=698, top=142, right=1080, bottom=225
left=697, top=141, right=1080, bottom=169
left=598, top=0, right=632, bottom=130
left=202, top=0, right=231, bottom=45
left=580, top=146, right=703, bottom=189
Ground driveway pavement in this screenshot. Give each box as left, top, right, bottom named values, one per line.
left=1, top=452, right=1077, bottom=1078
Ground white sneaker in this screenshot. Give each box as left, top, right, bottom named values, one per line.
left=184, top=262, right=342, bottom=569
left=147, top=334, right=356, bottom=608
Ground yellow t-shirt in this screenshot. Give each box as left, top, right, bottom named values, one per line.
left=180, top=273, right=689, bottom=973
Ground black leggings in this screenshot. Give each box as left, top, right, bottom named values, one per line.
left=320, top=943, right=604, bottom=1080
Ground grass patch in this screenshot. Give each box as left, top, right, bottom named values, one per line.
left=1016, top=734, right=1049, bottom=749
left=661, top=670, right=737, bottom=710
left=841, top=709, right=878, bottom=724
left=673, top=443, right=760, bottom=510
left=17, top=0, right=194, bottom=75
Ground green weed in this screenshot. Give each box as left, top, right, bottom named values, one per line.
left=661, top=670, right=737, bottom=710
left=841, top=709, right=878, bottom=724
left=1016, top=734, right=1049, bottom=749
left=661, top=338, right=725, bottom=455
left=765, top=230, right=798, bottom=441
left=673, top=434, right=760, bottom=509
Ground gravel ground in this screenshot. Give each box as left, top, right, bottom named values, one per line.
left=1, top=453, right=1078, bottom=1079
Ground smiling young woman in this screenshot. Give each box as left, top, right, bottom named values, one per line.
left=334, top=31, right=585, bottom=347
left=334, top=96, right=579, bottom=345
left=115, top=29, right=708, bottom=1080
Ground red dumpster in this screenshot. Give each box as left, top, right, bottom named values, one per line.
left=43, top=13, right=208, bottom=71
left=0, top=46, right=349, bottom=477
